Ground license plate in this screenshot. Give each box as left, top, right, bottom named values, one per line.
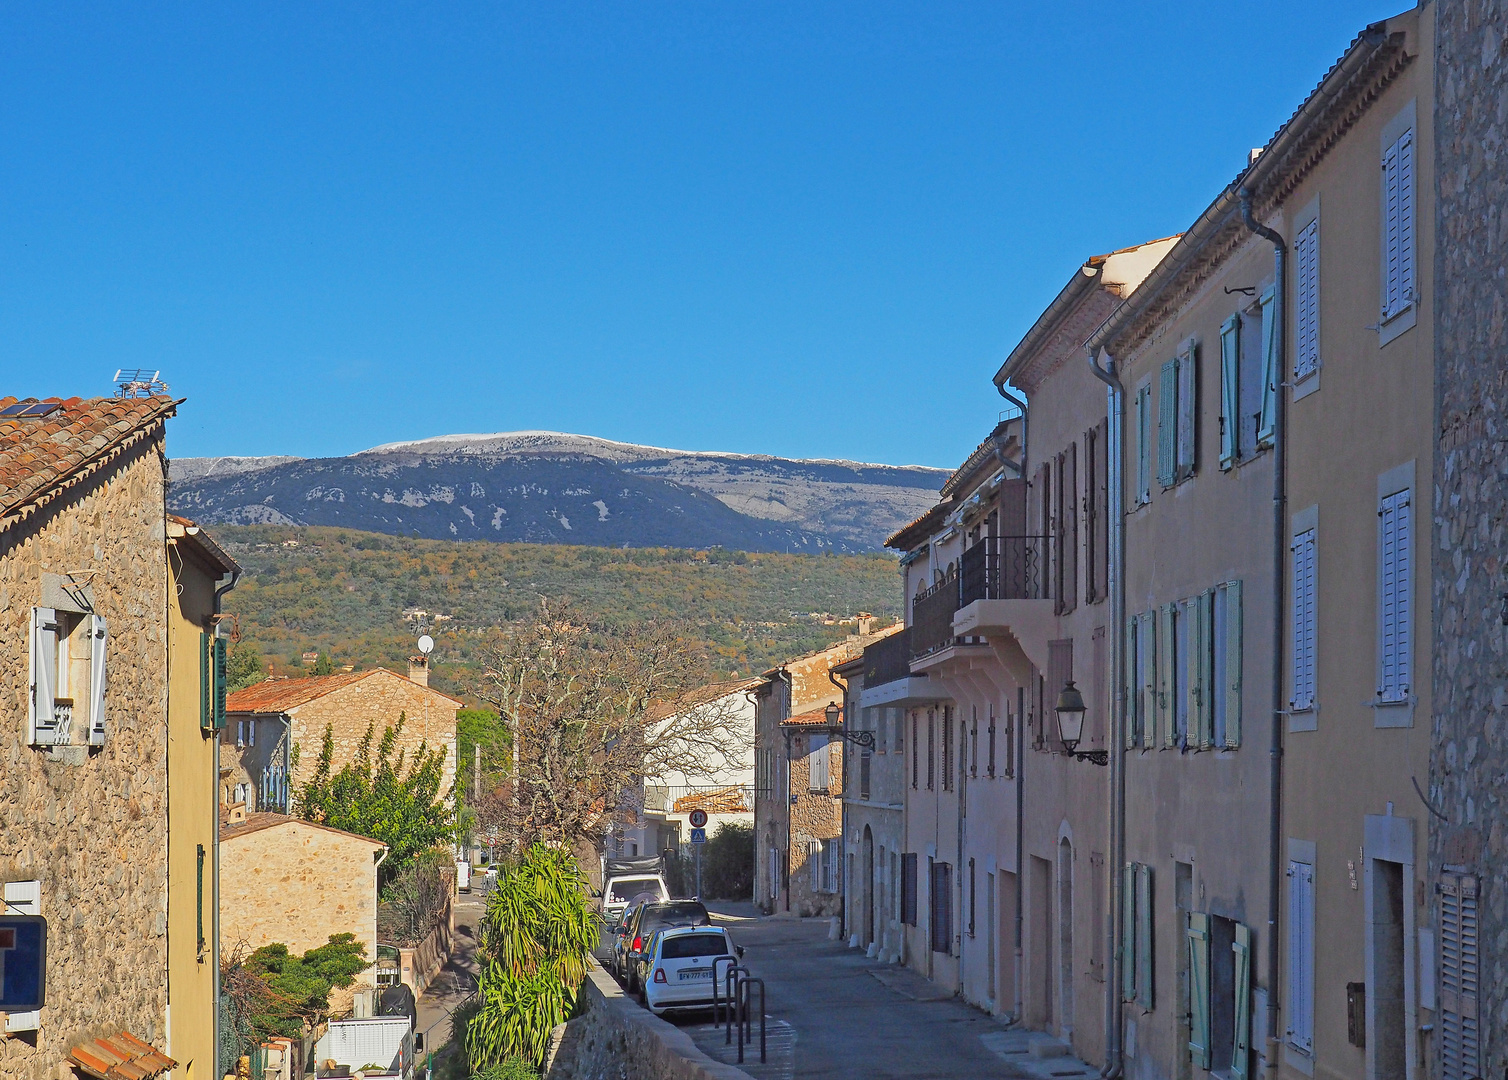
left=678, top=968, right=712, bottom=981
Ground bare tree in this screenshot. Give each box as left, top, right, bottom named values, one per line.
left=476, top=605, right=746, bottom=853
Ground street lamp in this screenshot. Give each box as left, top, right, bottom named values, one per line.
left=1054, top=680, right=1107, bottom=766
left=824, top=700, right=875, bottom=749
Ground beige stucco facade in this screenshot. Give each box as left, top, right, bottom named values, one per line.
left=219, top=814, right=385, bottom=968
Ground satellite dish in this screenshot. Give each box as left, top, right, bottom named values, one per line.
left=417, top=635, right=434, bottom=655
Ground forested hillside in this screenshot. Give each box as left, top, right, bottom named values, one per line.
left=214, top=525, right=902, bottom=701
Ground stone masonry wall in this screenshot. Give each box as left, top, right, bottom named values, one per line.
left=288, top=670, right=458, bottom=804
left=0, top=442, right=171, bottom=1080
left=787, top=730, right=842, bottom=918
left=1433, top=0, right=1508, bottom=1066
left=220, top=820, right=382, bottom=967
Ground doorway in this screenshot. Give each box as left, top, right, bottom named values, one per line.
left=1370, top=858, right=1407, bottom=1079
left=1030, top=855, right=1053, bottom=1027
left=1058, top=839, right=1074, bottom=1037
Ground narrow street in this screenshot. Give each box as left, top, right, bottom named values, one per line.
left=416, top=889, right=488, bottom=1058
left=661, top=903, right=1097, bottom=1080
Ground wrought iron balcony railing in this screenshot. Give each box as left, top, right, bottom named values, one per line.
left=960, top=535, right=1051, bottom=605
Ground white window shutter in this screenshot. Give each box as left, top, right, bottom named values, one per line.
left=1257, top=287, right=1278, bottom=446
left=1158, top=361, right=1178, bottom=489
left=29, top=607, right=59, bottom=746
left=1136, top=863, right=1154, bottom=1011
left=1292, top=531, right=1317, bottom=711
left=1384, top=129, right=1416, bottom=319
left=89, top=614, right=108, bottom=746
left=1440, top=873, right=1481, bottom=1078
left=1295, top=220, right=1320, bottom=378
left=1219, top=315, right=1240, bottom=468
left=1221, top=581, right=1243, bottom=747
left=1286, top=861, right=1315, bottom=1053
left=1126, top=615, right=1140, bottom=749
left=1232, top=922, right=1253, bottom=1079
left=1122, top=862, right=1138, bottom=1003
left=1188, top=911, right=1212, bottom=1068
left=1379, top=489, right=1412, bottom=702
left=1177, top=345, right=1197, bottom=478
left=1139, top=610, right=1157, bottom=750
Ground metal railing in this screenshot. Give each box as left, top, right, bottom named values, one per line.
left=960, top=535, right=1051, bottom=605
left=861, top=627, right=912, bottom=688
left=910, top=567, right=961, bottom=659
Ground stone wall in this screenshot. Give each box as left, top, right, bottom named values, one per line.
left=544, top=962, right=751, bottom=1080
left=288, top=669, right=459, bottom=806
left=1433, top=0, right=1508, bottom=1067
left=786, top=730, right=842, bottom=918
left=0, top=442, right=172, bottom=1080
left=220, top=818, right=384, bottom=968
left=398, top=880, right=454, bottom=996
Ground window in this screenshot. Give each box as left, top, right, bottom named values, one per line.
left=808, top=732, right=830, bottom=791
left=1158, top=345, right=1199, bottom=489
left=1121, top=862, right=1154, bottom=1009
left=1134, top=383, right=1153, bottom=504
left=1085, top=420, right=1109, bottom=603
left=1439, top=872, right=1481, bottom=1078
left=1294, top=218, right=1320, bottom=380
left=1292, top=529, right=1317, bottom=712
left=1219, top=304, right=1274, bottom=467
left=810, top=840, right=840, bottom=893
left=1158, top=603, right=1176, bottom=747
left=1213, top=581, right=1243, bottom=747
left=930, top=861, right=953, bottom=954
left=987, top=706, right=996, bottom=777
left=927, top=710, right=936, bottom=790
left=1286, top=860, right=1315, bottom=1054
left=941, top=708, right=953, bottom=791
left=1186, top=912, right=1255, bottom=1077
left=969, top=708, right=978, bottom=777
left=968, top=858, right=977, bottom=937
left=1138, top=612, right=1156, bottom=750
left=1382, top=126, right=1416, bottom=323
left=29, top=606, right=108, bottom=748
left=768, top=847, right=780, bottom=899
left=200, top=630, right=227, bottom=732
left=1056, top=445, right=1078, bottom=613
left=901, top=853, right=918, bottom=926
left=1378, top=488, right=1412, bottom=704
left=911, top=712, right=919, bottom=789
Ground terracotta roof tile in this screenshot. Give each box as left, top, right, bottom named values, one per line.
left=67, top=1031, right=176, bottom=1080
left=783, top=706, right=834, bottom=727
left=225, top=666, right=464, bottom=713
left=0, top=395, right=177, bottom=530
left=220, top=811, right=388, bottom=848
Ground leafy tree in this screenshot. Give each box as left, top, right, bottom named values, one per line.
left=457, top=708, right=511, bottom=804
left=226, top=642, right=267, bottom=692
left=221, top=934, right=368, bottom=1044
left=467, top=845, right=596, bottom=1071
left=702, top=822, right=755, bottom=899
left=311, top=651, right=336, bottom=675
left=295, top=714, right=452, bottom=882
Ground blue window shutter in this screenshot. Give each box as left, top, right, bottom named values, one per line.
left=1126, top=615, right=1140, bottom=749
left=1232, top=923, right=1253, bottom=1079
left=1188, top=912, right=1212, bottom=1067
left=1159, top=603, right=1177, bottom=748
left=1219, top=316, right=1240, bottom=468
left=1158, top=361, right=1177, bottom=488
left=1138, top=386, right=1153, bottom=504
left=1257, top=287, right=1278, bottom=446
left=1122, top=862, right=1138, bottom=1003
left=1177, top=345, right=1198, bottom=478
left=1139, top=610, right=1157, bottom=750
left=1286, top=862, right=1315, bottom=1053
left=1197, top=591, right=1215, bottom=749
left=1221, top=581, right=1243, bottom=748
left=1136, top=863, right=1154, bottom=1011
left=1294, top=220, right=1320, bottom=379
left=1292, top=531, right=1317, bottom=711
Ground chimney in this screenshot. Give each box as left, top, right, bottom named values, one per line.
left=407, top=655, right=429, bottom=687
left=857, top=614, right=875, bottom=636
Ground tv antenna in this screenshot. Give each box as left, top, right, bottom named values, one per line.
left=114, top=369, right=170, bottom=398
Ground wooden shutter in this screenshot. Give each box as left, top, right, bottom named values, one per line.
left=1177, top=345, right=1197, bottom=478
left=1194, top=591, right=1213, bottom=749
left=1257, top=286, right=1277, bottom=446
left=200, top=631, right=214, bottom=731
left=88, top=614, right=108, bottom=746
left=1220, top=581, right=1243, bottom=747
left=1440, top=872, right=1481, bottom=1078
left=1187, top=912, right=1212, bottom=1068
left=1047, top=639, right=1073, bottom=753
left=1066, top=442, right=1078, bottom=612
left=1122, top=863, right=1137, bottom=1003
left=1295, top=219, right=1320, bottom=378
left=28, top=607, right=59, bottom=746
left=1126, top=615, right=1140, bottom=749
left=1231, top=923, right=1253, bottom=1080
left=1159, top=604, right=1176, bottom=748
left=1219, top=315, right=1240, bottom=468
left=1136, top=863, right=1154, bottom=1011
left=1158, top=361, right=1177, bottom=488
left=1384, top=129, right=1416, bottom=319
left=1292, top=530, right=1317, bottom=711
left=1139, top=611, right=1157, bottom=750
left=1085, top=426, right=1100, bottom=604
left=809, top=732, right=829, bottom=790
left=1137, top=386, right=1153, bottom=503
left=1379, top=489, right=1412, bottom=702
left=1286, top=861, right=1315, bottom=1053
left=214, top=636, right=228, bottom=730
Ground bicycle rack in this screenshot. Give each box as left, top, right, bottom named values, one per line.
left=711, top=955, right=739, bottom=1030
left=722, top=964, right=751, bottom=1045
left=736, top=976, right=767, bottom=1064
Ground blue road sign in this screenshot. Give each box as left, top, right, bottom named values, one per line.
left=0, top=916, right=47, bottom=1011
left=690, top=828, right=708, bottom=844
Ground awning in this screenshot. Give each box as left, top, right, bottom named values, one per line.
left=66, top=1032, right=176, bottom=1080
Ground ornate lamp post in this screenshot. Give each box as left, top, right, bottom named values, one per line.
left=825, top=701, right=874, bottom=748
left=1054, top=680, right=1107, bottom=766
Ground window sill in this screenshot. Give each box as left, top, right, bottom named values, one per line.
left=1371, top=697, right=1415, bottom=728
left=1378, top=303, right=1417, bottom=347
left=1292, top=368, right=1321, bottom=402
left=1283, top=1042, right=1316, bottom=1077
left=1288, top=705, right=1318, bottom=733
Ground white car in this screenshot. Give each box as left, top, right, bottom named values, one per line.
left=639, top=925, right=743, bottom=1016
left=601, top=873, right=669, bottom=924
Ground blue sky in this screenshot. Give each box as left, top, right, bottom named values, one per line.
left=1, top=1, right=1387, bottom=467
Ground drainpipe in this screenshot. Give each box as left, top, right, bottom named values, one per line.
left=829, top=666, right=849, bottom=938
left=1013, top=683, right=1025, bottom=1026
left=778, top=669, right=794, bottom=914
left=1239, top=187, right=1286, bottom=1077
left=1086, top=347, right=1125, bottom=1078
left=995, top=385, right=1029, bottom=480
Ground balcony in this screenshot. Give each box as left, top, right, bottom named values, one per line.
left=862, top=627, right=912, bottom=687
left=960, top=535, right=1050, bottom=603
left=910, top=568, right=962, bottom=659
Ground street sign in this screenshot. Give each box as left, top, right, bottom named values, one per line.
left=690, top=828, right=707, bottom=844
left=688, top=809, right=709, bottom=829
left=0, top=916, right=46, bottom=1011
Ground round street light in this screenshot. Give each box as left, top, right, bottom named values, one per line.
left=1054, top=680, right=1106, bottom=766
left=823, top=699, right=874, bottom=749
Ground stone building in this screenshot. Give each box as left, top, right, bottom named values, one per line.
left=0, top=394, right=233, bottom=1080
left=219, top=813, right=387, bottom=965
left=223, top=665, right=460, bottom=814
left=1431, top=0, right=1508, bottom=1075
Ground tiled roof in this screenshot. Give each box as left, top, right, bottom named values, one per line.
left=647, top=677, right=762, bottom=721
left=220, top=811, right=388, bottom=848
left=783, top=706, right=834, bottom=727
left=225, top=666, right=462, bottom=713
left=67, top=1031, right=176, bottom=1080
left=673, top=786, right=752, bottom=814
left=0, top=395, right=178, bottom=530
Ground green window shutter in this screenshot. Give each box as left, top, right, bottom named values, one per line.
left=1126, top=615, right=1140, bottom=749
left=1222, top=581, right=1243, bottom=747
left=1159, top=603, right=1176, bottom=748
left=1122, top=863, right=1138, bottom=1003
left=1136, top=863, right=1154, bottom=1011
left=1196, top=591, right=1215, bottom=749
left=213, top=636, right=228, bottom=731
left=1231, top=922, right=1253, bottom=1080
left=1177, top=345, right=1198, bottom=479
left=1158, top=361, right=1177, bottom=488
left=200, top=632, right=213, bottom=731
left=1139, top=611, right=1157, bottom=749
left=1257, top=286, right=1277, bottom=447
left=1219, top=315, right=1240, bottom=469
left=1187, top=912, right=1212, bottom=1068
left=1138, top=386, right=1153, bottom=504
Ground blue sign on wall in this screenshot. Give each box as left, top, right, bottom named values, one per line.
left=0, top=916, right=47, bottom=1011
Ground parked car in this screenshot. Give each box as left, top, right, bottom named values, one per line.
left=605, top=893, right=659, bottom=979
left=600, top=855, right=671, bottom=924
left=618, top=900, right=711, bottom=993
left=638, top=925, right=744, bottom=1016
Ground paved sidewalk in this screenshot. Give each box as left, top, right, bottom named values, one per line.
left=665, top=903, right=1098, bottom=1080
left=415, top=889, right=487, bottom=1054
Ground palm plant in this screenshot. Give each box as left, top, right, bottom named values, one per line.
left=466, top=844, right=598, bottom=1070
